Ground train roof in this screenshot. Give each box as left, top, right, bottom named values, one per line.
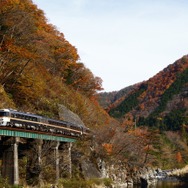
left=0, top=109, right=11, bottom=112
left=0, top=109, right=42, bottom=118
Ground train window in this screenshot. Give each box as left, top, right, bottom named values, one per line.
left=21, top=115, right=25, bottom=119
left=15, top=114, right=23, bottom=119
left=32, top=117, right=37, bottom=121
left=26, top=116, right=32, bottom=120
left=0, top=112, right=9, bottom=117
left=15, top=114, right=19, bottom=118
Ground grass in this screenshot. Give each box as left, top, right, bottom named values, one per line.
left=58, top=178, right=113, bottom=188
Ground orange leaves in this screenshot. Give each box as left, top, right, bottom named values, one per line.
left=139, top=103, right=145, bottom=110
left=122, top=113, right=134, bottom=127
left=8, top=44, right=35, bottom=59
left=102, top=143, right=113, bottom=155
left=176, top=152, right=183, bottom=163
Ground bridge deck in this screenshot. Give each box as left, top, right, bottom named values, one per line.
left=0, top=129, right=76, bottom=142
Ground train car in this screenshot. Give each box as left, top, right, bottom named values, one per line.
left=0, top=109, right=44, bottom=131
left=0, top=109, right=11, bottom=126
left=0, top=109, right=89, bottom=137
left=47, top=118, right=84, bottom=137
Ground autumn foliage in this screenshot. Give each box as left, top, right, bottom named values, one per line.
left=0, top=0, right=103, bottom=98
left=99, top=55, right=188, bottom=131
left=97, top=53, right=188, bottom=168
left=0, top=0, right=109, bottom=128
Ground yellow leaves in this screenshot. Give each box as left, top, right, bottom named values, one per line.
left=54, top=47, right=66, bottom=54
left=1, top=0, right=21, bottom=14
left=0, top=85, right=15, bottom=109
left=13, top=0, right=20, bottom=4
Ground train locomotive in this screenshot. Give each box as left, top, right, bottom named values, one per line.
left=0, top=109, right=89, bottom=137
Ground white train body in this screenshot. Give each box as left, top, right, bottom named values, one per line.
left=0, top=109, right=11, bottom=126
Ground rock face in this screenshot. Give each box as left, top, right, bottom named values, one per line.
left=81, top=160, right=101, bottom=179
left=102, top=163, right=160, bottom=187
left=79, top=158, right=164, bottom=187
left=58, top=104, right=85, bottom=126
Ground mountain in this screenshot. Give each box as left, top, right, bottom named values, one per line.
left=97, top=85, right=134, bottom=109
left=98, top=55, right=188, bottom=131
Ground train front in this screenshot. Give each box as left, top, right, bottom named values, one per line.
left=0, top=109, right=11, bottom=126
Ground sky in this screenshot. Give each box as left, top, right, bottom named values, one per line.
left=32, top=0, right=188, bottom=92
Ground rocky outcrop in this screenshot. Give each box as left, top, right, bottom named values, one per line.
left=167, top=165, right=188, bottom=182
left=80, top=158, right=166, bottom=187
left=81, top=160, right=101, bottom=179
left=78, top=155, right=188, bottom=187
left=58, top=104, right=85, bottom=126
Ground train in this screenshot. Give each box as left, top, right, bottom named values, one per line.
left=0, top=109, right=90, bottom=137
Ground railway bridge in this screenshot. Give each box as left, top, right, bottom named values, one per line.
left=0, top=109, right=87, bottom=186
left=0, top=127, right=76, bottom=186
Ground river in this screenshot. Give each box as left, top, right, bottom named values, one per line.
left=154, top=180, right=188, bottom=188
left=133, top=179, right=188, bottom=188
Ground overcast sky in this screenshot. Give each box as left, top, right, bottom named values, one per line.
left=33, top=0, right=188, bottom=92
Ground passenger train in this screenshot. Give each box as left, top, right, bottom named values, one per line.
left=0, top=109, right=89, bottom=137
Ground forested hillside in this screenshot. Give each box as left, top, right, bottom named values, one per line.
left=98, top=55, right=188, bottom=131
left=0, top=0, right=113, bottom=129
left=97, top=56, right=188, bottom=169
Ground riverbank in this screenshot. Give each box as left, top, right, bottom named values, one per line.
left=167, top=165, right=188, bottom=182
left=46, top=164, right=188, bottom=188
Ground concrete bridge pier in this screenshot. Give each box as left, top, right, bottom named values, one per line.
left=2, top=137, right=20, bottom=185
left=37, top=139, right=43, bottom=183
left=68, top=142, right=72, bottom=178
left=55, top=141, right=60, bottom=184
left=13, top=137, right=19, bottom=185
